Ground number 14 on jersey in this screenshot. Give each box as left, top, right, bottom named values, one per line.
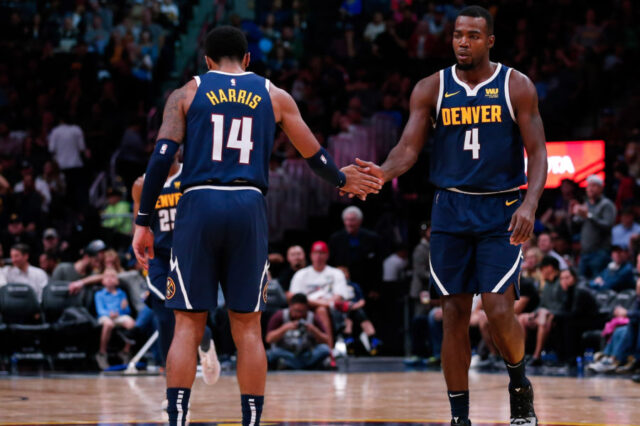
left=211, top=114, right=254, bottom=164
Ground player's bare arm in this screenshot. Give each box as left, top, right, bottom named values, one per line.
left=131, top=176, right=144, bottom=219
left=355, top=73, right=439, bottom=186
left=508, top=71, right=548, bottom=245
left=132, top=81, right=196, bottom=269
left=269, top=84, right=383, bottom=197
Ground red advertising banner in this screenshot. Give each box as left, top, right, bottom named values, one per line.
left=523, top=140, right=605, bottom=188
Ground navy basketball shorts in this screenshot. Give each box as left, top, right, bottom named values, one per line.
left=148, top=255, right=170, bottom=301
left=165, top=186, right=269, bottom=312
left=429, top=189, right=523, bottom=298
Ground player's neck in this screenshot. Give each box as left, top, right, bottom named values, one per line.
left=211, top=61, right=246, bottom=74
left=455, top=59, right=495, bottom=87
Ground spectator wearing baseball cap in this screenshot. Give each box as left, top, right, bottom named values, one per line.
left=289, top=241, right=353, bottom=363
left=571, top=174, right=617, bottom=278
left=51, top=239, right=108, bottom=294
left=589, top=245, right=636, bottom=292
left=0, top=212, right=39, bottom=257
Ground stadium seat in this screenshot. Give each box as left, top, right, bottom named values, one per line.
left=612, top=289, right=637, bottom=310
left=42, top=281, right=83, bottom=323
left=0, top=283, right=52, bottom=368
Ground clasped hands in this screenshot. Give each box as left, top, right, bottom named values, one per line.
left=339, top=158, right=384, bottom=200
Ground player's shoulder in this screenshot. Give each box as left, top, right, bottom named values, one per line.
left=506, top=67, right=537, bottom=100
left=410, top=71, right=441, bottom=108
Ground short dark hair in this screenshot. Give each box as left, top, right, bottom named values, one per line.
left=457, top=5, right=494, bottom=35
left=205, top=26, right=248, bottom=63
left=562, top=267, right=578, bottom=282
left=540, top=255, right=560, bottom=271
left=290, top=293, right=309, bottom=306
left=11, top=243, right=30, bottom=255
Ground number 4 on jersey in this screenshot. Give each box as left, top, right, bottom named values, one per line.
left=464, top=128, right=480, bottom=160
left=211, top=114, right=254, bottom=164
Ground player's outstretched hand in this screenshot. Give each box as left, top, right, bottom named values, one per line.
left=508, top=202, right=535, bottom=246
left=132, top=225, right=155, bottom=270
left=340, top=163, right=384, bottom=201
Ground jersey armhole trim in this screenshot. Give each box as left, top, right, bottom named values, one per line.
left=504, top=68, right=516, bottom=122
left=435, top=69, right=444, bottom=121
left=265, top=79, right=271, bottom=92
left=194, top=76, right=201, bottom=87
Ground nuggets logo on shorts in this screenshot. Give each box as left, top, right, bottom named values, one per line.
left=262, top=280, right=269, bottom=303
left=166, top=277, right=176, bottom=299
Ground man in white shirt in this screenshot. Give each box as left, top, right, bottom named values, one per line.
left=289, top=241, right=352, bottom=359
left=0, top=243, right=49, bottom=303
left=537, top=232, right=568, bottom=270
left=612, top=208, right=640, bottom=249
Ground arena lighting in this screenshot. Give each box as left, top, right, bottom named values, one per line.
left=523, top=140, right=605, bottom=188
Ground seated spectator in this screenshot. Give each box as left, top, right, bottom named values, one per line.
left=289, top=241, right=352, bottom=359
left=589, top=246, right=635, bottom=292
left=51, top=239, right=107, bottom=293
left=382, top=245, right=409, bottom=284
left=337, top=266, right=381, bottom=355
left=101, top=187, right=132, bottom=248
left=612, top=208, right=640, bottom=249
left=329, top=206, right=382, bottom=297
left=572, top=175, right=617, bottom=279
left=94, top=268, right=135, bottom=370
left=0, top=212, right=39, bottom=256
left=588, top=277, right=640, bottom=373
left=265, top=293, right=330, bottom=370
left=39, top=251, right=59, bottom=277
left=279, top=245, right=307, bottom=292
left=14, top=161, right=51, bottom=212
left=41, top=228, right=70, bottom=260
left=521, top=247, right=544, bottom=289
left=521, top=256, right=562, bottom=366
left=537, top=232, right=568, bottom=270
left=0, top=243, right=48, bottom=302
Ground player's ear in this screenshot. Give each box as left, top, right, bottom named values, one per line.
left=204, top=55, right=215, bottom=70
left=487, top=34, right=495, bottom=49
left=242, top=52, right=251, bottom=70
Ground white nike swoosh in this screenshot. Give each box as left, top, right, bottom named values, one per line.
left=449, top=393, right=465, bottom=397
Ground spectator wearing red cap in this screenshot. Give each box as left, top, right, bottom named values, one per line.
left=289, top=241, right=353, bottom=358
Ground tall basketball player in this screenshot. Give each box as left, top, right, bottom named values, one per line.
left=355, top=6, right=547, bottom=426
left=132, top=26, right=383, bottom=426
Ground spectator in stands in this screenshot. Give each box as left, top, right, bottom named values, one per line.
left=589, top=246, right=635, bottom=292
left=0, top=214, right=38, bottom=264
left=522, top=247, right=544, bottom=289
left=101, top=187, right=132, bottom=249
left=614, top=162, right=636, bottom=212
left=337, top=266, right=381, bottom=355
left=39, top=251, right=59, bottom=277
left=329, top=206, right=382, bottom=297
left=290, top=241, right=352, bottom=361
left=48, top=113, right=90, bottom=210
left=265, top=293, right=330, bottom=370
left=537, top=232, right=568, bottom=270
left=14, top=162, right=51, bottom=212
left=52, top=239, right=107, bottom=293
left=363, top=12, right=385, bottom=42
left=0, top=243, right=48, bottom=303
left=522, top=256, right=562, bottom=366
left=612, top=208, right=640, bottom=250
left=94, top=268, right=135, bottom=370
left=279, top=245, right=306, bottom=292
left=572, top=175, right=617, bottom=278
left=41, top=228, right=70, bottom=260
left=410, top=222, right=430, bottom=314
left=84, top=15, right=109, bottom=54
left=382, top=244, right=408, bottom=284
left=42, top=160, right=66, bottom=198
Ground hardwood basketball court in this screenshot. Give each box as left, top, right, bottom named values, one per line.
left=1, top=370, right=639, bottom=425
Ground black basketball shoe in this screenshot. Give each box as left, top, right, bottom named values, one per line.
left=451, top=417, right=471, bottom=425
left=509, top=383, right=538, bottom=425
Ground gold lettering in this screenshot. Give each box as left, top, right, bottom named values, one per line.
left=481, top=105, right=491, bottom=123
left=228, top=89, right=237, bottom=103
left=237, top=90, right=247, bottom=104
left=472, top=106, right=480, bottom=123
left=492, top=105, right=501, bottom=122
left=461, top=107, right=472, bottom=125
left=442, top=108, right=451, bottom=125
left=218, top=89, right=228, bottom=103
left=451, top=107, right=461, bottom=125
left=249, top=95, right=262, bottom=109
left=206, top=91, right=219, bottom=105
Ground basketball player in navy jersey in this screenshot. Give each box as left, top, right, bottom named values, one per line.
left=132, top=26, right=383, bottom=426
left=131, top=154, right=221, bottom=388
left=356, top=6, right=547, bottom=426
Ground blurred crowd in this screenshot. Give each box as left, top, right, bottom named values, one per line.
left=0, top=0, right=640, bottom=377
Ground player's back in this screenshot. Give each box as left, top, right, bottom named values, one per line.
left=431, top=63, right=525, bottom=193
left=181, top=70, right=275, bottom=193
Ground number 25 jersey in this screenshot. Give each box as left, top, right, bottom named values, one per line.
left=181, top=70, right=276, bottom=193
left=430, top=63, right=526, bottom=192
left=150, top=165, right=182, bottom=258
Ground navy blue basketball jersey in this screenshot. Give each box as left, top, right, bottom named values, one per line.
left=150, top=165, right=182, bottom=258
left=181, top=71, right=276, bottom=193
left=430, top=63, right=526, bottom=192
